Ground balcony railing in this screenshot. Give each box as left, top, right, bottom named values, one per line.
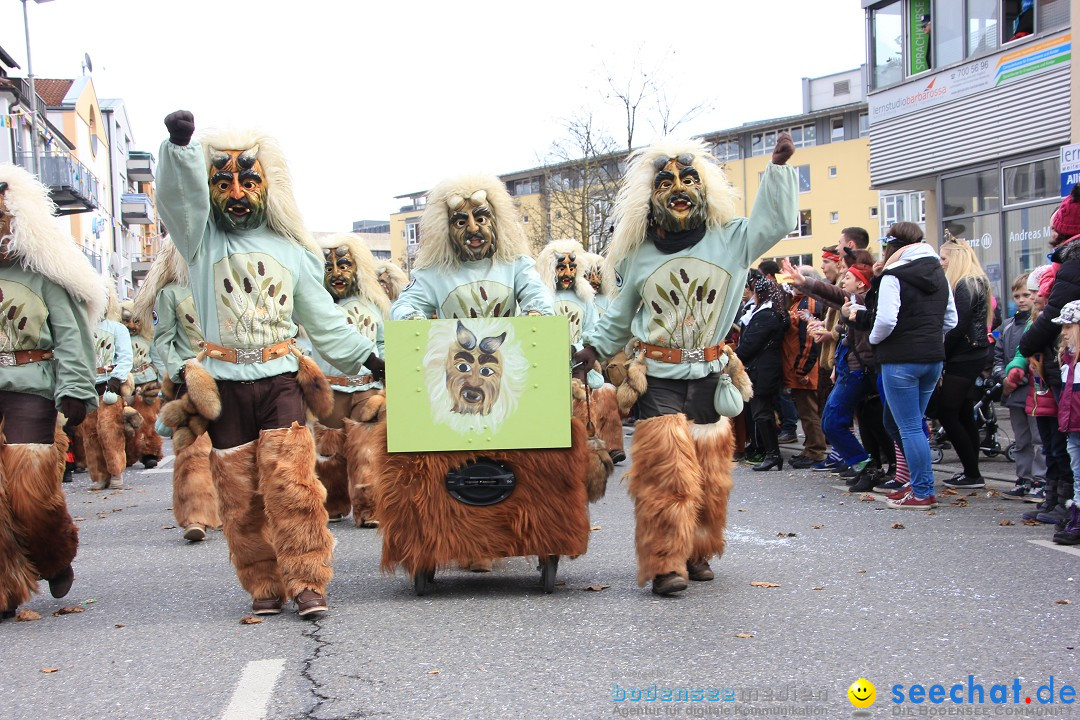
left=121, top=193, right=155, bottom=225
left=81, top=246, right=102, bottom=273
left=127, top=151, right=156, bottom=183
left=16, top=152, right=100, bottom=215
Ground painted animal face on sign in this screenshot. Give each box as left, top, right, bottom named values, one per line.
left=0, top=182, right=12, bottom=262
left=554, top=252, right=577, bottom=290
left=447, top=191, right=497, bottom=262
left=207, top=146, right=267, bottom=232
left=650, top=155, right=708, bottom=233
left=446, top=320, right=505, bottom=415
left=323, top=245, right=357, bottom=300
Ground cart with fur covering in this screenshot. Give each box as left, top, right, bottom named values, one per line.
left=373, top=316, right=595, bottom=595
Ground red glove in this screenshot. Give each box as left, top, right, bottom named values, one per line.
left=1003, top=367, right=1026, bottom=395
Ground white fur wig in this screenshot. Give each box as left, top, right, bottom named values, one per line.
left=197, top=128, right=319, bottom=257
left=374, top=261, right=408, bottom=301
left=423, top=317, right=529, bottom=435
left=605, top=138, right=739, bottom=275
left=536, top=239, right=595, bottom=304
left=105, top=287, right=122, bottom=322
left=318, top=233, right=390, bottom=318
left=414, top=173, right=530, bottom=271
left=578, top=251, right=616, bottom=298
left=132, top=237, right=188, bottom=333
left=0, top=164, right=106, bottom=321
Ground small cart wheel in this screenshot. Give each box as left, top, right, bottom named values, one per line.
left=540, top=555, right=559, bottom=594
left=1005, top=443, right=1016, bottom=463
left=413, top=568, right=434, bottom=596
left=931, top=447, right=944, bottom=464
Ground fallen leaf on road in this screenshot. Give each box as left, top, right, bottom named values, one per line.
left=1022, top=519, right=1042, bottom=526
left=1056, top=599, right=1072, bottom=605
left=856, top=569, right=866, bottom=574
left=776, top=532, right=797, bottom=538
left=951, top=499, right=969, bottom=507
left=812, top=586, right=825, bottom=591
left=114, top=624, right=124, bottom=628
left=73, top=517, right=85, bottom=521
left=16, top=610, right=41, bottom=621
left=860, top=494, right=875, bottom=502
left=993, top=507, right=1005, bottom=512
left=811, top=523, right=824, bottom=529
left=428, top=669, right=440, bottom=675
left=928, top=511, right=938, bottom=516
left=52, top=606, right=85, bottom=616
left=737, top=508, right=747, bottom=512
left=986, top=491, right=1000, bottom=497
left=750, top=581, right=780, bottom=588
left=40, top=668, right=58, bottom=674
left=966, top=491, right=979, bottom=497
left=735, top=633, right=754, bottom=638
left=585, top=585, right=610, bottom=592
left=590, top=525, right=602, bottom=531
left=943, top=488, right=959, bottom=495
left=999, top=519, right=1015, bottom=526
left=891, top=523, right=905, bottom=529
left=555, top=580, right=566, bottom=587
left=81, top=599, right=96, bottom=605
left=161, top=525, right=176, bottom=530
left=239, top=615, right=263, bottom=624
left=112, top=508, right=123, bottom=512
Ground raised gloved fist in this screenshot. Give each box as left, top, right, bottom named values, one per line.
left=1003, top=367, right=1027, bottom=395
left=59, top=396, right=86, bottom=429
left=363, top=354, right=385, bottom=382
left=572, top=345, right=600, bottom=383
left=164, top=110, right=195, bottom=146
left=106, top=377, right=123, bottom=395
left=771, top=131, right=795, bottom=166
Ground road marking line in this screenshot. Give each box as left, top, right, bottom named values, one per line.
left=1028, top=539, right=1080, bottom=558
left=140, top=469, right=175, bottom=474
left=221, top=658, right=286, bottom=720
left=157, top=455, right=176, bottom=468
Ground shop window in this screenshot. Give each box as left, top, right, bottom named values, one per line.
left=942, top=169, right=1000, bottom=217
left=1003, top=201, right=1058, bottom=311
left=871, top=1, right=904, bottom=88
left=1003, top=157, right=1058, bottom=206
left=967, top=0, right=1000, bottom=56
left=943, top=214, right=1001, bottom=281
left=831, top=118, right=844, bottom=142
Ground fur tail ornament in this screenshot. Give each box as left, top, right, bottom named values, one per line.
left=616, top=351, right=648, bottom=414
left=294, top=352, right=333, bottom=419
left=183, top=360, right=222, bottom=421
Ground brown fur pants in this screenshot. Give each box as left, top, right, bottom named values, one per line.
left=125, top=391, right=163, bottom=466
left=312, top=424, right=352, bottom=519
left=626, top=415, right=733, bottom=586
left=80, top=400, right=126, bottom=486
left=172, top=432, right=221, bottom=529
left=210, top=423, right=334, bottom=601
left=0, top=429, right=78, bottom=608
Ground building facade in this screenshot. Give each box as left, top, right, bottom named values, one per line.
left=863, top=0, right=1072, bottom=307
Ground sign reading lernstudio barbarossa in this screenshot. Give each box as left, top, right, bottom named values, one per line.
left=870, top=32, right=1071, bottom=125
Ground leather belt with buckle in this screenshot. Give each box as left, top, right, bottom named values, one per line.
left=96, top=364, right=116, bottom=374
left=325, top=374, right=375, bottom=387
left=0, top=349, right=55, bottom=367
left=132, top=363, right=152, bottom=374
left=200, top=339, right=296, bottom=365
left=640, top=342, right=725, bottom=364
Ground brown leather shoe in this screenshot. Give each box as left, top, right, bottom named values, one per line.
left=183, top=524, right=206, bottom=542
left=687, top=558, right=715, bottom=582
left=251, top=597, right=283, bottom=615
left=48, top=564, right=75, bottom=598
left=651, top=572, right=689, bottom=596
left=295, top=589, right=328, bottom=618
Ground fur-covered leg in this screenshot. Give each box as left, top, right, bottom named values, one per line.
left=343, top=418, right=380, bottom=528
left=173, top=433, right=221, bottom=530
left=312, top=423, right=351, bottom=520
left=80, top=409, right=110, bottom=490
left=0, top=437, right=40, bottom=611
left=256, top=424, right=334, bottom=600
left=625, top=415, right=703, bottom=588
left=4, top=438, right=78, bottom=581
left=133, top=393, right=163, bottom=464
left=95, top=400, right=127, bottom=486
left=592, top=384, right=625, bottom=459
left=689, top=420, right=735, bottom=564
left=211, top=442, right=285, bottom=601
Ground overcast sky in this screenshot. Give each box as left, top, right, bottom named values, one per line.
left=1, top=0, right=866, bottom=231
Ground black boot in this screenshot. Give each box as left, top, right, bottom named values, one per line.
left=1053, top=503, right=1080, bottom=545
left=848, top=465, right=880, bottom=493
left=752, top=451, right=784, bottom=472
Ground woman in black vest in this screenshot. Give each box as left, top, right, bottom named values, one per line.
left=861, top=223, right=957, bottom=509
left=737, top=273, right=787, bottom=471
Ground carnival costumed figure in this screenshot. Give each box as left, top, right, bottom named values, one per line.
left=132, top=238, right=222, bottom=543
left=313, top=233, right=387, bottom=527
left=574, top=135, right=797, bottom=595
left=377, top=174, right=593, bottom=579
left=79, top=289, right=135, bottom=491
left=374, top=261, right=408, bottom=304
left=121, top=301, right=163, bottom=469
left=580, top=251, right=617, bottom=319
left=0, top=165, right=101, bottom=617
left=157, top=111, right=382, bottom=618
left=542, top=244, right=626, bottom=465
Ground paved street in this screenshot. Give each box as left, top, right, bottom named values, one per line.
left=1, top=428, right=1078, bottom=720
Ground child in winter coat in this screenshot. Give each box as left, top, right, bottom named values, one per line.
left=1051, top=299, right=1080, bottom=544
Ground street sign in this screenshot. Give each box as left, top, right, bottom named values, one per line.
left=1061, top=143, right=1080, bottom=196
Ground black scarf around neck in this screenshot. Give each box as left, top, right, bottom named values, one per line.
left=649, top=225, right=706, bottom=254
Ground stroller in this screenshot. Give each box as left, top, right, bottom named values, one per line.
left=929, top=377, right=1015, bottom=464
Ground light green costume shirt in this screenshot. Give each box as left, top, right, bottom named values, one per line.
left=156, top=140, right=374, bottom=381
left=94, top=319, right=134, bottom=386
left=313, top=296, right=385, bottom=394
left=584, top=163, right=799, bottom=380
left=0, top=264, right=97, bottom=412
left=130, top=335, right=160, bottom=385
left=390, top=257, right=554, bottom=320
left=593, top=293, right=611, bottom=319
left=153, top=283, right=204, bottom=383
left=548, top=287, right=598, bottom=351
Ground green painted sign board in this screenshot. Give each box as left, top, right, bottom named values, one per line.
left=385, top=316, right=572, bottom=452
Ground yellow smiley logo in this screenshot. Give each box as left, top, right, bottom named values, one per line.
left=848, top=679, right=876, bottom=708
